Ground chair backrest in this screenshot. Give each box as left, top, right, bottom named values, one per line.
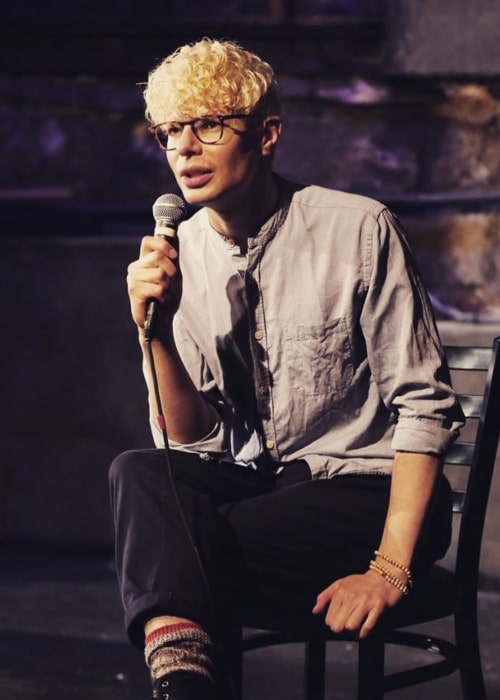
left=443, top=337, right=500, bottom=588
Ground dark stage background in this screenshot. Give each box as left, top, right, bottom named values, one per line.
left=1, top=0, right=499, bottom=574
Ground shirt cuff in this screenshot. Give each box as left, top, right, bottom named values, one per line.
left=391, top=416, right=460, bottom=456
left=150, top=413, right=226, bottom=454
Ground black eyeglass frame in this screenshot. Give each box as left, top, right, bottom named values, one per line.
left=148, top=113, right=262, bottom=151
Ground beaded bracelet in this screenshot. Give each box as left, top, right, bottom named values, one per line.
left=374, top=550, right=413, bottom=588
left=369, top=560, right=411, bottom=595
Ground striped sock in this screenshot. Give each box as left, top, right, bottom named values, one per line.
left=144, top=621, right=215, bottom=682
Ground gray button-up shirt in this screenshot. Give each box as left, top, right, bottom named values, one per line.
left=149, top=176, right=464, bottom=478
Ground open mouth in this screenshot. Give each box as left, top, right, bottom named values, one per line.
left=180, top=168, right=213, bottom=189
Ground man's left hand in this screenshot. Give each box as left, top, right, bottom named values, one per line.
left=312, top=570, right=404, bottom=639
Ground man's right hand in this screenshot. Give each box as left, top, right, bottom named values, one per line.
left=127, top=235, right=182, bottom=331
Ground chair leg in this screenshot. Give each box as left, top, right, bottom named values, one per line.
left=455, top=603, right=487, bottom=700
left=305, top=637, right=326, bottom=700
left=357, top=632, right=385, bottom=700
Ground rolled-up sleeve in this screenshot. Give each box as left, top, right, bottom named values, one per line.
left=360, top=208, right=465, bottom=456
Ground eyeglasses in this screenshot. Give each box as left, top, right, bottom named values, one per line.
left=149, top=114, right=259, bottom=151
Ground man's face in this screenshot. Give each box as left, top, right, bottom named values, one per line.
left=165, top=112, right=269, bottom=212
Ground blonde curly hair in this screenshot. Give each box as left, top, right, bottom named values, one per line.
left=144, top=38, right=281, bottom=125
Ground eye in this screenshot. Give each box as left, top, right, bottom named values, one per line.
left=196, top=117, right=221, bottom=133
left=164, top=122, right=183, bottom=137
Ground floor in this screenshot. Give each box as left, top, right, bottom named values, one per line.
left=0, top=549, right=498, bottom=699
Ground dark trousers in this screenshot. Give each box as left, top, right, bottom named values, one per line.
left=109, top=448, right=452, bottom=652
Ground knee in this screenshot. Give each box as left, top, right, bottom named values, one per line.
left=109, top=449, right=141, bottom=491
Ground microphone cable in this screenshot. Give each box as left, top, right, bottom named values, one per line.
left=144, top=335, right=240, bottom=700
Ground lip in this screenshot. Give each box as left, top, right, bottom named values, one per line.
left=179, top=167, right=213, bottom=189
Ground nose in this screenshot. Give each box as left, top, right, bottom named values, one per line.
left=176, top=124, right=202, bottom=154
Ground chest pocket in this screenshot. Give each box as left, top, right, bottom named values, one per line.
left=284, top=317, right=353, bottom=399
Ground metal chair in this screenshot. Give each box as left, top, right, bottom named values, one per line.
left=242, top=337, right=500, bottom=700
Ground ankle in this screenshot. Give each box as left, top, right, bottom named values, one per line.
left=145, top=620, right=215, bottom=683
left=145, top=615, right=189, bottom=638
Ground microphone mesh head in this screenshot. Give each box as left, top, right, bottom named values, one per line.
left=152, top=193, right=186, bottom=226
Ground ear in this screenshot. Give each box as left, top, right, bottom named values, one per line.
left=261, top=116, right=282, bottom=156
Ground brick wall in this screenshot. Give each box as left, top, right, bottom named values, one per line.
left=1, top=9, right=499, bottom=568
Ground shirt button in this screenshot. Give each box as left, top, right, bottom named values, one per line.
left=254, top=330, right=263, bottom=341
left=265, top=439, right=275, bottom=450
left=258, top=386, right=269, bottom=395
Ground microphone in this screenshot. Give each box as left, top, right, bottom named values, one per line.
left=152, top=193, right=186, bottom=242
left=144, top=193, right=187, bottom=341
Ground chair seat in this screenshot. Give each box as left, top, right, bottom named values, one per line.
left=380, top=564, right=459, bottom=629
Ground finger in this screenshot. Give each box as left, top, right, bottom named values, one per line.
left=324, top=598, right=353, bottom=634
left=127, top=266, right=162, bottom=300
left=312, top=599, right=326, bottom=614
left=129, top=280, right=165, bottom=304
left=128, top=255, right=179, bottom=291
left=139, top=235, right=179, bottom=259
left=358, top=604, right=384, bottom=639
left=323, top=589, right=367, bottom=634
left=342, top=604, right=372, bottom=635
left=128, top=266, right=161, bottom=285
left=312, top=585, right=335, bottom=614
left=137, top=249, right=178, bottom=272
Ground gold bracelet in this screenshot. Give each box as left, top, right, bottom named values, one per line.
left=369, top=560, right=410, bottom=595
left=369, top=561, right=410, bottom=595
left=374, top=550, right=413, bottom=587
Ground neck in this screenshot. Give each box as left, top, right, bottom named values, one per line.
left=207, top=172, right=280, bottom=244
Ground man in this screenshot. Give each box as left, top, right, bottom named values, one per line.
left=109, top=38, right=464, bottom=700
